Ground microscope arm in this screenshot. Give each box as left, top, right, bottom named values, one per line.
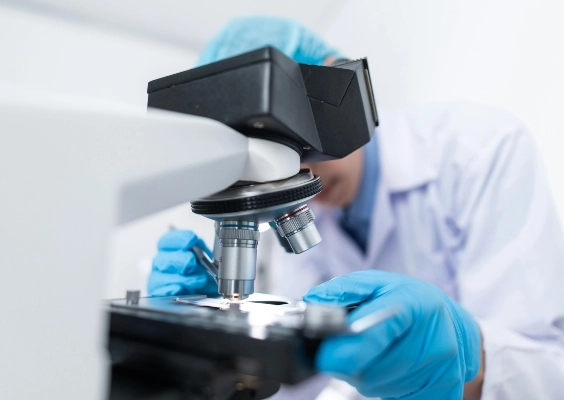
left=119, top=110, right=300, bottom=224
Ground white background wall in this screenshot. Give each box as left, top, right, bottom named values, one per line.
left=2, top=0, right=562, bottom=298
left=0, top=4, right=207, bottom=298
left=326, top=0, right=564, bottom=214
left=0, top=5, right=198, bottom=108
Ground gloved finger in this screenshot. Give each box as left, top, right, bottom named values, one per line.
left=315, top=289, right=414, bottom=376
left=303, top=270, right=405, bottom=307
left=157, top=230, right=202, bottom=251
left=147, top=270, right=218, bottom=297
left=352, top=321, right=461, bottom=399
left=158, top=230, right=211, bottom=254
left=152, top=250, right=202, bottom=275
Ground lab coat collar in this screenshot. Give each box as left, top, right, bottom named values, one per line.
left=362, top=109, right=438, bottom=263
left=312, top=171, right=395, bottom=272
left=366, top=174, right=395, bottom=263
left=311, top=109, right=438, bottom=272
left=378, top=108, right=437, bottom=192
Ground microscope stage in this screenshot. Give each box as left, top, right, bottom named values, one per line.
left=108, top=294, right=321, bottom=387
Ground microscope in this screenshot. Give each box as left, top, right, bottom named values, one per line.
left=108, top=47, right=378, bottom=400
left=149, top=46, right=378, bottom=301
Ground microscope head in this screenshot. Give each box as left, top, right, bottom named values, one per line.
left=147, top=47, right=378, bottom=300
left=147, top=46, right=378, bottom=163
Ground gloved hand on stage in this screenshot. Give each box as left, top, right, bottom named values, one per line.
left=303, top=270, right=482, bottom=400
left=197, top=15, right=342, bottom=66
left=147, top=230, right=218, bottom=297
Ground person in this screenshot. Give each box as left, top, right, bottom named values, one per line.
left=147, top=16, right=564, bottom=400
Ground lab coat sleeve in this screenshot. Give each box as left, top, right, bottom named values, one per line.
left=453, top=120, right=564, bottom=398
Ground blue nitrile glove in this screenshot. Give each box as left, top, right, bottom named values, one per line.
left=197, top=15, right=342, bottom=67
left=147, top=230, right=218, bottom=297
left=303, top=271, right=482, bottom=399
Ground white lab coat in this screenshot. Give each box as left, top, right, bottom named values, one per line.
left=267, top=102, right=564, bottom=399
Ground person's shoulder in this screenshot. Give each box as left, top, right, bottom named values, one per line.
left=377, top=102, right=530, bottom=191
left=400, top=101, right=528, bottom=151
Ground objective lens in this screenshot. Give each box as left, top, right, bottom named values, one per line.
left=217, top=221, right=259, bottom=300
left=274, top=205, right=322, bottom=254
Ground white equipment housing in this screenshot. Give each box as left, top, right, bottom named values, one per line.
left=0, top=94, right=298, bottom=400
